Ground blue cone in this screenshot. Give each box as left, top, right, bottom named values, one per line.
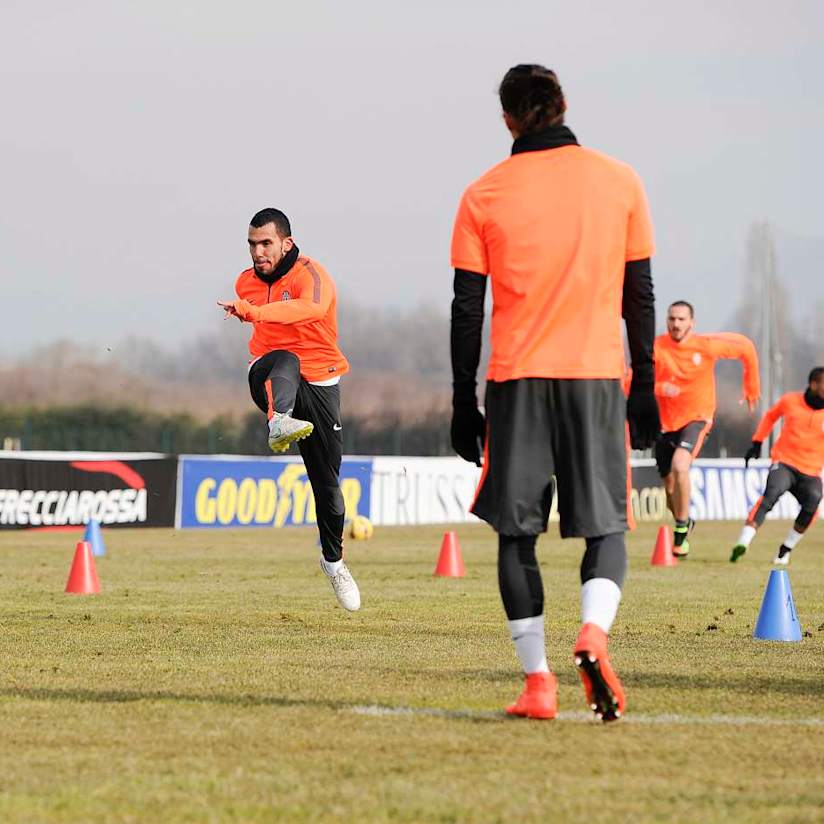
left=84, top=519, right=106, bottom=557
left=753, top=569, right=802, bottom=642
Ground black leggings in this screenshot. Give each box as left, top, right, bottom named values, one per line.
left=249, top=350, right=301, bottom=416
left=750, top=463, right=822, bottom=532
left=498, top=532, right=627, bottom=621
left=248, top=350, right=345, bottom=562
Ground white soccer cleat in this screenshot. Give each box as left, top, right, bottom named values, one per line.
left=322, top=560, right=361, bottom=611
left=268, top=412, right=313, bottom=453
left=773, top=550, right=791, bottom=566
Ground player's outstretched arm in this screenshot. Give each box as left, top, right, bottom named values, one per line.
left=217, top=300, right=243, bottom=320
left=622, top=257, right=659, bottom=449
left=707, top=333, right=761, bottom=408
left=450, top=269, right=487, bottom=466
left=251, top=270, right=333, bottom=325
left=221, top=270, right=334, bottom=326
left=751, top=396, right=785, bottom=449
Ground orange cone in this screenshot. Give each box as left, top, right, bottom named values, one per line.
left=434, top=531, right=465, bottom=577
left=650, top=526, right=678, bottom=567
left=65, top=541, right=101, bottom=594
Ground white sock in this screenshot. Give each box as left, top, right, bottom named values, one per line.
left=320, top=557, right=343, bottom=576
left=782, top=528, right=804, bottom=550
left=507, top=615, right=549, bottom=674
left=581, top=578, right=622, bottom=634
left=737, top=524, right=757, bottom=548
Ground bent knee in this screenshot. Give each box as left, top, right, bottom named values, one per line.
left=796, top=498, right=822, bottom=527
left=670, top=450, right=693, bottom=475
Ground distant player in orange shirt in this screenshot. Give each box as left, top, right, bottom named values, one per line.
left=730, top=367, right=824, bottom=565
left=654, top=301, right=760, bottom=557
left=219, top=208, right=360, bottom=612
left=450, top=65, right=658, bottom=723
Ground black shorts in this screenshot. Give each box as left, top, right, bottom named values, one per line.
left=472, top=378, right=627, bottom=539
left=655, top=420, right=711, bottom=477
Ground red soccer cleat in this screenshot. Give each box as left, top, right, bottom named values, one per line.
left=574, top=623, right=625, bottom=722
left=505, top=671, right=558, bottom=720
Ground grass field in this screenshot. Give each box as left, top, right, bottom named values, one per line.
left=1, top=520, right=824, bottom=823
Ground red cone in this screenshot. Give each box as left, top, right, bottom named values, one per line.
left=650, top=526, right=678, bottom=567
left=65, top=541, right=101, bottom=594
left=434, top=531, right=465, bottom=577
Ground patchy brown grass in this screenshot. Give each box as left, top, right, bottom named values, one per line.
left=1, top=521, right=823, bottom=821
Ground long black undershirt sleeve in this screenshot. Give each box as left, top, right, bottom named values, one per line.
left=452, top=261, right=651, bottom=400
left=622, top=258, right=655, bottom=385
left=450, top=269, right=487, bottom=406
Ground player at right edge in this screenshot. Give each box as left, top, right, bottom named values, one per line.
left=730, top=367, right=824, bottom=564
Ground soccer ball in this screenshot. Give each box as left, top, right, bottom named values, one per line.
left=349, top=515, right=374, bottom=541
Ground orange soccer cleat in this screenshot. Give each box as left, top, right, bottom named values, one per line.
left=574, top=623, right=625, bottom=722
left=505, top=671, right=558, bottom=720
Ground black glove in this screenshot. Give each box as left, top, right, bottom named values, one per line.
left=744, top=441, right=762, bottom=467
left=626, top=380, right=659, bottom=450
left=451, top=402, right=486, bottom=466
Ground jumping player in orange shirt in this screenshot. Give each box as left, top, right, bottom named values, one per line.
left=450, top=65, right=658, bottom=723
left=654, top=301, right=760, bottom=557
left=219, top=208, right=360, bottom=612
left=730, top=367, right=824, bottom=565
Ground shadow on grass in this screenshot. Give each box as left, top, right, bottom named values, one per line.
left=620, top=671, right=824, bottom=696
left=0, top=686, right=348, bottom=709
left=455, top=668, right=824, bottom=697
left=0, top=686, right=506, bottom=724
left=4, top=664, right=823, bottom=711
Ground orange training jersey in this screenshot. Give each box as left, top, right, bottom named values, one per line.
left=654, top=332, right=760, bottom=433
left=450, top=145, right=654, bottom=381
left=753, top=392, right=824, bottom=477
left=235, top=256, right=349, bottom=382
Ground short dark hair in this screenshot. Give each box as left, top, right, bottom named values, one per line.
left=669, top=300, right=695, bottom=318
left=250, top=208, right=291, bottom=238
left=809, top=367, right=824, bottom=384
left=499, top=64, right=566, bottom=135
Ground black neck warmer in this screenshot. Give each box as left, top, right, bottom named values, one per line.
left=804, top=388, right=824, bottom=411
left=511, top=124, right=579, bottom=156
left=255, top=244, right=300, bottom=285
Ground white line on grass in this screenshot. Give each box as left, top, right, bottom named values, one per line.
left=349, top=705, right=824, bottom=727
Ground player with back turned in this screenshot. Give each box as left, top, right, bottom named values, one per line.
left=219, top=208, right=361, bottom=612
left=730, top=367, right=824, bottom=564
left=450, top=64, right=658, bottom=722
left=654, top=301, right=760, bottom=557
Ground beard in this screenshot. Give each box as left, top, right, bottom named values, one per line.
left=254, top=258, right=280, bottom=276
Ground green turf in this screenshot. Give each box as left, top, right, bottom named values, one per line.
left=1, top=521, right=823, bottom=823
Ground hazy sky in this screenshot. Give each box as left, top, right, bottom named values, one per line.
left=1, top=0, right=822, bottom=357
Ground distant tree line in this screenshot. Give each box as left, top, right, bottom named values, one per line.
left=3, top=230, right=819, bottom=461
left=1, top=403, right=755, bottom=459
left=0, top=405, right=454, bottom=457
